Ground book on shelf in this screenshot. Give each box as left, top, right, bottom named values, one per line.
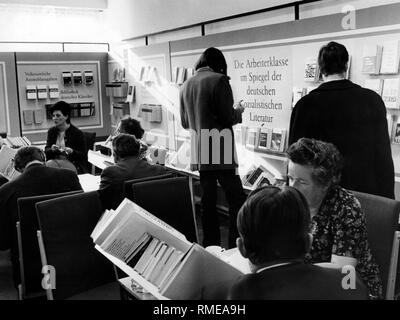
left=176, top=67, right=186, bottom=85
left=0, top=145, right=20, bottom=181
left=380, top=40, right=400, bottom=74
left=362, top=44, right=383, bottom=74
left=364, top=78, right=383, bottom=95
left=92, top=198, right=243, bottom=299
left=381, top=78, right=400, bottom=109
left=245, top=128, right=259, bottom=149
left=394, top=121, right=400, bottom=144
left=304, top=57, right=320, bottom=82
left=257, top=128, right=272, bottom=150
left=270, top=129, right=287, bottom=152
left=387, top=114, right=394, bottom=138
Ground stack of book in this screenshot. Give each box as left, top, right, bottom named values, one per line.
left=245, top=128, right=287, bottom=153
left=92, top=198, right=243, bottom=299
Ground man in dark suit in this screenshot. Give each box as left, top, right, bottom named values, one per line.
left=227, top=186, right=368, bottom=300
left=0, top=146, right=83, bottom=287
left=289, top=41, right=394, bottom=199
left=99, top=133, right=168, bottom=210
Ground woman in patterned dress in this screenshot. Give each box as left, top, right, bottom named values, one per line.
left=286, top=137, right=383, bottom=299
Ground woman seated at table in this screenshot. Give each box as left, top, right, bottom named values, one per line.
left=286, top=138, right=383, bottom=299
left=112, top=116, right=148, bottom=160
left=45, top=101, right=87, bottom=173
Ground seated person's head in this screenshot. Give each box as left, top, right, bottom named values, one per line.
left=237, top=185, right=311, bottom=271
left=318, top=41, right=349, bottom=77
left=286, top=138, right=343, bottom=209
left=14, top=146, right=46, bottom=172
left=50, top=101, right=71, bottom=126
left=112, top=133, right=140, bottom=162
left=117, top=117, right=144, bottom=139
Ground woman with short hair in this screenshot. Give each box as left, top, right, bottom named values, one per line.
left=287, top=137, right=383, bottom=299
left=45, top=100, right=87, bottom=173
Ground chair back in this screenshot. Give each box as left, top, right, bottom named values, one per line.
left=36, top=190, right=115, bottom=300
left=352, top=191, right=400, bottom=299
left=131, top=176, right=198, bottom=243
left=123, top=173, right=174, bottom=201
left=83, top=131, right=96, bottom=173
left=17, top=190, right=82, bottom=298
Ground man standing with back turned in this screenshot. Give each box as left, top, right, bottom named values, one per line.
left=180, top=47, right=246, bottom=248
left=289, top=41, right=394, bottom=198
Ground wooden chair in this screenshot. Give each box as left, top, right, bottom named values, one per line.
left=131, top=176, right=198, bottom=243
left=35, top=191, right=119, bottom=300
left=16, top=190, right=82, bottom=300
left=352, top=191, right=400, bottom=300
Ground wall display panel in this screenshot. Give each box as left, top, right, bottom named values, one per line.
left=17, top=61, right=103, bottom=134
left=16, top=52, right=109, bottom=143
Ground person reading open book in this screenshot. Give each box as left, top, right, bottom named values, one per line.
left=228, top=185, right=368, bottom=300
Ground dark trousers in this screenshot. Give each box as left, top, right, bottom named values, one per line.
left=199, top=169, right=246, bottom=249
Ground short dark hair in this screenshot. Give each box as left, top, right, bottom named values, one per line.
left=50, top=101, right=71, bottom=124
left=14, top=146, right=45, bottom=172
left=286, top=138, right=343, bottom=187
left=237, top=185, right=311, bottom=265
left=318, top=41, right=349, bottom=76
left=118, top=117, right=145, bottom=139
left=195, top=47, right=227, bottom=75
left=112, top=133, right=140, bottom=159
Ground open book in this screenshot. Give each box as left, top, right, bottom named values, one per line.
left=0, top=145, right=19, bottom=181
left=92, top=198, right=243, bottom=299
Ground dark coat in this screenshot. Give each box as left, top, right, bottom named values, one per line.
left=0, top=164, right=82, bottom=283
left=179, top=67, right=242, bottom=171
left=289, top=80, right=395, bottom=199
left=228, top=263, right=369, bottom=300
left=99, top=157, right=168, bottom=209
left=45, top=124, right=87, bottom=173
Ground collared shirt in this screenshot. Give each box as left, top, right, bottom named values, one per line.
left=306, top=184, right=383, bottom=298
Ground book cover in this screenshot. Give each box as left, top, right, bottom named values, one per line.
left=126, top=235, right=153, bottom=268
left=23, top=110, right=34, bottom=125
left=148, top=246, right=175, bottom=284
left=258, top=128, right=270, bottom=149
left=270, top=129, right=283, bottom=152
left=381, top=78, right=400, bottom=109
left=176, top=67, right=186, bottom=85
left=123, top=232, right=150, bottom=261
left=380, top=40, right=400, bottom=74
left=304, top=57, right=318, bottom=82
left=37, top=85, right=48, bottom=99
left=26, top=85, right=37, bottom=100
left=362, top=44, right=383, bottom=74
left=160, top=243, right=243, bottom=299
left=34, top=109, right=45, bottom=124
left=142, top=242, right=168, bottom=280
left=49, top=84, right=59, bottom=99
left=134, top=238, right=160, bottom=274
left=394, top=121, right=400, bottom=144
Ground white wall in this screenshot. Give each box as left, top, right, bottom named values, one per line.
left=104, top=0, right=294, bottom=41
left=0, top=0, right=107, bottom=9
left=0, top=5, right=107, bottom=43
